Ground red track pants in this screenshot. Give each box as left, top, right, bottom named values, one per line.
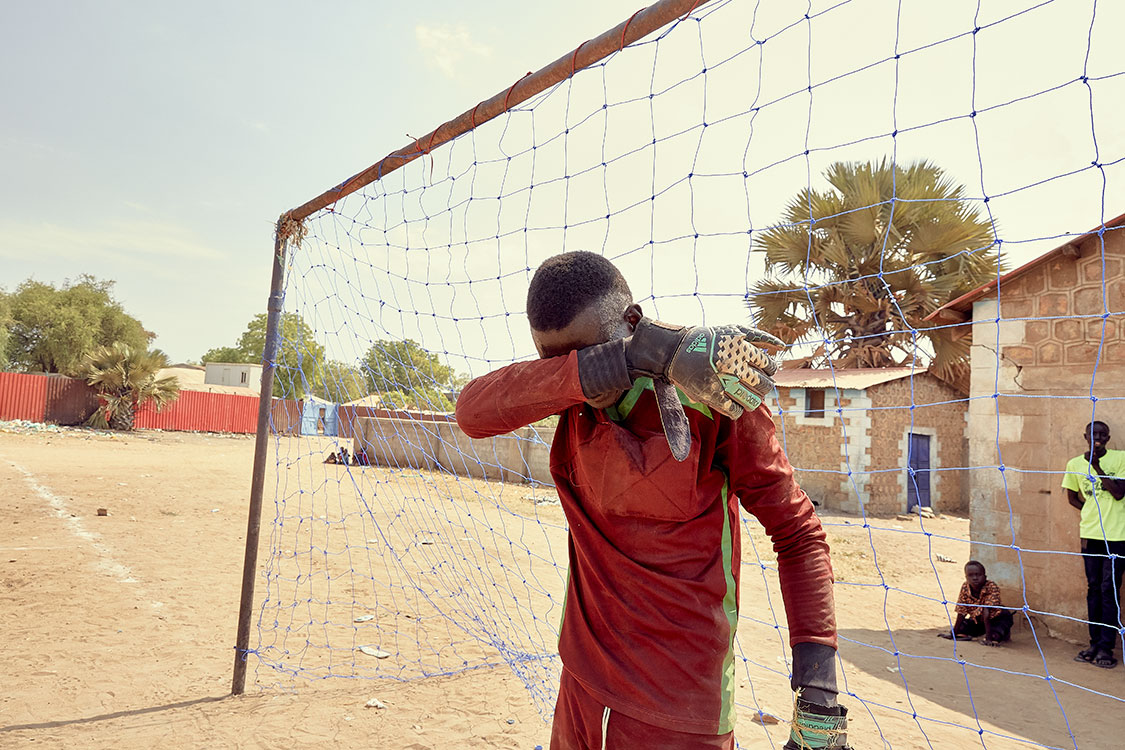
left=550, top=670, right=735, bottom=750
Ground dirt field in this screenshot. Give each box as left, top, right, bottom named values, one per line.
left=2, top=426, right=1124, bottom=749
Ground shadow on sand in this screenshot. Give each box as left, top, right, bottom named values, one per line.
left=0, top=694, right=229, bottom=732
left=837, top=624, right=1124, bottom=749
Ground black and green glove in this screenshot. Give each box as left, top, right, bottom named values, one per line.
left=626, top=318, right=782, bottom=417
left=576, top=317, right=782, bottom=461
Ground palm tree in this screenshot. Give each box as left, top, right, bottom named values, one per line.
left=747, top=159, right=1002, bottom=382
left=82, top=343, right=180, bottom=430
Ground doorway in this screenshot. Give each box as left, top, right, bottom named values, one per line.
left=906, top=432, right=932, bottom=510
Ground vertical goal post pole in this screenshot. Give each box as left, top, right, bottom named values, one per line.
left=231, top=221, right=289, bottom=696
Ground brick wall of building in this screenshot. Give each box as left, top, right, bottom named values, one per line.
left=866, top=376, right=969, bottom=515
left=770, top=388, right=859, bottom=512
left=771, top=376, right=967, bottom=516
left=968, top=225, right=1125, bottom=643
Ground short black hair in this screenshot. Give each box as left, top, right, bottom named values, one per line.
left=965, top=560, right=986, bottom=574
left=1086, top=421, right=1109, bottom=432
left=526, top=251, right=632, bottom=332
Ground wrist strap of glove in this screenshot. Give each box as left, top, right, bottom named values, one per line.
left=576, top=335, right=693, bottom=462
left=791, top=642, right=839, bottom=700
left=653, top=380, right=690, bottom=461
left=626, top=318, right=686, bottom=379
left=576, top=339, right=631, bottom=399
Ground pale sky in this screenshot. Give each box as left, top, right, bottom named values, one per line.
left=2, top=0, right=1123, bottom=372
left=0, top=0, right=653, bottom=362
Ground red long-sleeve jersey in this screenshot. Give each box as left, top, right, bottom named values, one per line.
left=455, top=350, right=836, bottom=735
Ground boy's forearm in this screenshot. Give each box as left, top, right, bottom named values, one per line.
left=1088, top=460, right=1125, bottom=498
left=776, top=522, right=838, bottom=648
left=1102, top=476, right=1125, bottom=499
left=749, top=481, right=837, bottom=646
left=767, top=484, right=837, bottom=646
left=454, top=351, right=587, bottom=438
left=723, top=407, right=837, bottom=646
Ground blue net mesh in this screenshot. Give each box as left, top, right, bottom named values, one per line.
left=252, top=1, right=1125, bottom=746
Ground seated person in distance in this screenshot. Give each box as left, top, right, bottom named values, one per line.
left=324, top=447, right=350, bottom=465
left=939, top=560, right=1013, bottom=646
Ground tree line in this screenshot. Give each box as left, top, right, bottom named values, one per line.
left=200, top=313, right=466, bottom=411
left=0, top=276, right=467, bottom=422
left=0, top=276, right=179, bottom=429
left=2, top=159, right=1001, bottom=425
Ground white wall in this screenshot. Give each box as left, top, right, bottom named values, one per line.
left=204, top=362, right=262, bottom=394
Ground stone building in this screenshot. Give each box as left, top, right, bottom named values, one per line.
left=926, top=211, right=1125, bottom=643
left=767, top=368, right=968, bottom=516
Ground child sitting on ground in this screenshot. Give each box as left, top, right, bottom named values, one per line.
left=939, top=560, right=1013, bottom=646
left=324, top=447, right=350, bottom=465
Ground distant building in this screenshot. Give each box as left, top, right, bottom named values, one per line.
left=768, top=367, right=968, bottom=516
left=926, top=210, right=1125, bottom=644
left=159, top=363, right=206, bottom=389
left=203, top=362, right=263, bottom=395
left=343, top=394, right=386, bottom=409
left=157, top=363, right=262, bottom=396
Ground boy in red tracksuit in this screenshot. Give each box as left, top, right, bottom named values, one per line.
left=455, top=251, right=850, bottom=750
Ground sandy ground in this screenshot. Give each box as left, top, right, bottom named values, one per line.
left=1, top=426, right=1124, bottom=749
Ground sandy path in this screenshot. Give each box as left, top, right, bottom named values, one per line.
left=1, top=427, right=1123, bottom=749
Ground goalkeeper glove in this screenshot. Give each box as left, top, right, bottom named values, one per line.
left=577, top=318, right=782, bottom=460
left=626, top=318, right=781, bottom=418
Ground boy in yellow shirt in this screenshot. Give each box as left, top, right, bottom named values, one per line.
left=1062, top=421, right=1125, bottom=669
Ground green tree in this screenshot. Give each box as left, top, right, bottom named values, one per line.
left=317, top=360, right=366, bottom=404
left=360, top=339, right=455, bottom=393
left=82, top=344, right=181, bottom=431
left=198, top=345, right=248, bottom=365
left=378, top=388, right=455, bottom=412
left=5, top=276, right=152, bottom=375
left=0, top=289, right=11, bottom=371
left=201, top=313, right=326, bottom=398
left=747, top=159, right=1001, bottom=380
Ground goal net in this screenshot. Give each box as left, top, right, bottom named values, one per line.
left=248, top=0, right=1125, bottom=746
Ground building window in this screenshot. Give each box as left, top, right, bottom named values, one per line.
left=805, top=389, right=825, bottom=417
left=241, top=371, right=248, bottom=384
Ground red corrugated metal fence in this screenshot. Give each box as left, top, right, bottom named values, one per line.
left=0, top=372, right=299, bottom=435
left=270, top=398, right=303, bottom=436
left=0, top=372, right=48, bottom=421
left=45, top=376, right=101, bottom=425
left=135, top=390, right=260, bottom=433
